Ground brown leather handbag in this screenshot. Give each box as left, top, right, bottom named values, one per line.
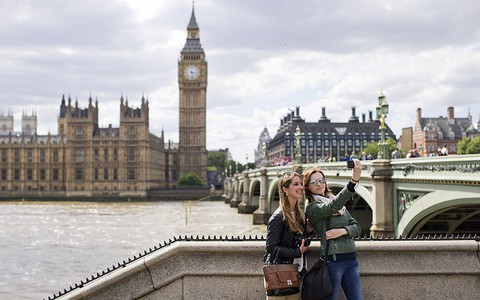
left=263, top=246, right=300, bottom=296
left=262, top=263, right=300, bottom=291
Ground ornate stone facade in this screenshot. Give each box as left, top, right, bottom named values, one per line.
left=0, top=8, right=210, bottom=199
left=178, top=7, right=208, bottom=183
left=0, top=95, right=178, bottom=199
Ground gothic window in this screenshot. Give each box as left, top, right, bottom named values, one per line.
left=129, top=126, right=136, bottom=137
left=449, top=132, right=455, bottom=140
left=14, top=169, right=20, bottom=180
left=113, top=168, right=118, bottom=180
left=104, top=148, right=109, bottom=161
left=104, top=168, right=109, bottom=180
left=76, top=127, right=83, bottom=138
left=1, top=169, right=6, bottom=180
left=75, top=148, right=85, bottom=162
left=1, top=149, right=6, bottom=162
left=14, top=149, right=20, bottom=163
left=127, top=168, right=136, bottom=180
left=53, top=169, right=59, bottom=181
left=40, top=149, right=46, bottom=163
left=27, top=169, right=33, bottom=180
left=113, top=148, right=118, bottom=161
left=53, top=149, right=59, bottom=162
left=75, top=168, right=83, bottom=180
left=40, top=169, right=45, bottom=181
left=94, top=148, right=99, bottom=161
left=27, top=149, right=33, bottom=163
left=127, top=147, right=136, bottom=161
left=94, top=168, right=99, bottom=180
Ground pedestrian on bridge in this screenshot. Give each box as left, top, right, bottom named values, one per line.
left=303, top=160, right=363, bottom=300
left=264, top=171, right=310, bottom=299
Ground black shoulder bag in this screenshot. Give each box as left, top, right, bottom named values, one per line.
left=301, top=216, right=333, bottom=300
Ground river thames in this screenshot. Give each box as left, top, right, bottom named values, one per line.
left=0, top=200, right=267, bottom=300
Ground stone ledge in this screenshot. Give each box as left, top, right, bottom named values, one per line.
left=54, top=239, right=480, bottom=300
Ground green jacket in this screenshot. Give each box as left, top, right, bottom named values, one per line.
left=305, top=185, right=361, bottom=260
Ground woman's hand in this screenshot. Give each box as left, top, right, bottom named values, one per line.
left=325, top=228, right=348, bottom=240
left=351, top=159, right=362, bottom=182
left=299, top=239, right=309, bottom=254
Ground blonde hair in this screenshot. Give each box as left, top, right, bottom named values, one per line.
left=303, top=166, right=333, bottom=203
left=278, top=171, right=305, bottom=233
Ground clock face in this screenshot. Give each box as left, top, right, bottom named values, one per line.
left=184, top=65, right=200, bottom=80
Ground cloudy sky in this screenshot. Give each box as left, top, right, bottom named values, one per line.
left=1, top=0, right=479, bottom=162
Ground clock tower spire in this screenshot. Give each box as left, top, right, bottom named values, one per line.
left=178, top=5, right=208, bottom=183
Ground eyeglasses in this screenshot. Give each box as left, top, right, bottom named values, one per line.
left=309, top=178, right=326, bottom=186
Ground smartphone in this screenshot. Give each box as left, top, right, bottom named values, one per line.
left=347, top=160, right=355, bottom=168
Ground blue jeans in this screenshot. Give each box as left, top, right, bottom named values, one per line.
left=325, top=252, right=362, bottom=300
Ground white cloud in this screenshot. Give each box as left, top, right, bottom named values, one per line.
left=1, top=0, right=479, bottom=162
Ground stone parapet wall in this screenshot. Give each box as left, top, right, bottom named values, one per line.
left=53, top=239, right=480, bottom=300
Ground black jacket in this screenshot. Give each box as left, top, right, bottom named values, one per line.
left=264, top=207, right=302, bottom=264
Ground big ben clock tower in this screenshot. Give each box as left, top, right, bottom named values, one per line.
left=178, top=6, right=207, bottom=183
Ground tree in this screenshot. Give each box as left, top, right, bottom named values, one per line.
left=364, top=142, right=378, bottom=159
left=361, top=138, right=397, bottom=159
left=458, top=137, right=480, bottom=154
left=208, top=151, right=226, bottom=172
left=178, top=172, right=204, bottom=188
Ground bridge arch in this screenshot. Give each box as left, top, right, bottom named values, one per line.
left=267, top=178, right=281, bottom=214
left=397, top=190, right=480, bottom=237
left=327, top=182, right=374, bottom=210
left=248, top=178, right=261, bottom=209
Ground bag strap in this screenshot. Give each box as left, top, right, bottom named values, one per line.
left=323, top=217, right=331, bottom=258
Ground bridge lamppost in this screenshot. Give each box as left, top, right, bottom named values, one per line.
left=294, top=125, right=302, bottom=164
left=376, top=91, right=390, bottom=159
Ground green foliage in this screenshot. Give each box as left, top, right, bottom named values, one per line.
left=178, top=172, right=204, bottom=187
left=208, top=151, right=226, bottom=171
left=386, top=138, right=398, bottom=154
left=362, top=138, right=397, bottom=159
left=457, top=137, right=480, bottom=154
left=364, top=142, right=378, bottom=158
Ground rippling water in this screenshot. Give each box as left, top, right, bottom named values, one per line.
left=0, top=200, right=266, bottom=300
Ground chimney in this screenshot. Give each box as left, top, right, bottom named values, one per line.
left=296, top=106, right=300, bottom=117
left=349, top=106, right=359, bottom=122
left=319, top=106, right=330, bottom=122
left=368, top=110, right=373, bottom=122
left=447, top=107, right=454, bottom=124
left=362, top=113, right=366, bottom=123
left=417, top=108, right=422, bottom=121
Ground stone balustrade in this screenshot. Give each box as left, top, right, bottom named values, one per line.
left=51, top=238, right=480, bottom=300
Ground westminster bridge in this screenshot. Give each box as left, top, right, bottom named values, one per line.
left=223, top=154, right=480, bottom=237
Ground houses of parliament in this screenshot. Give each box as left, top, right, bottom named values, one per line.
left=0, top=8, right=207, bottom=200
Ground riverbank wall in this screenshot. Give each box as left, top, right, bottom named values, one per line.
left=0, top=189, right=221, bottom=202
left=49, top=237, right=480, bottom=300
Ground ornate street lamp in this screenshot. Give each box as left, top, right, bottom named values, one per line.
left=294, top=125, right=302, bottom=164
left=376, top=91, right=390, bottom=159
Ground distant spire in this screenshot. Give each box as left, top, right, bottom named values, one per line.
left=188, top=2, right=199, bottom=30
